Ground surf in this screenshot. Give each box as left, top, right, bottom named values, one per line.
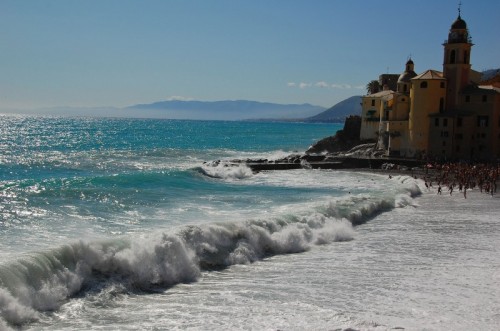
left=0, top=176, right=420, bottom=328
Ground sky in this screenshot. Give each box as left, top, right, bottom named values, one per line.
left=1, top=0, right=499, bottom=111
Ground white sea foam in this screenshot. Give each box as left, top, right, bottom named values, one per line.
left=0, top=180, right=417, bottom=328
left=0, top=159, right=424, bottom=329
left=199, top=162, right=254, bottom=180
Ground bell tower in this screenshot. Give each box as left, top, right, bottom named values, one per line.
left=443, top=4, right=473, bottom=111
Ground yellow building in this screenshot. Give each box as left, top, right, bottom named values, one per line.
left=360, top=11, right=500, bottom=161
left=409, top=70, right=447, bottom=157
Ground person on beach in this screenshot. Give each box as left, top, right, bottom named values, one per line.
left=421, top=161, right=500, bottom=199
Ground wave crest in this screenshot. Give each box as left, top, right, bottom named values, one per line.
left=199, top=162, right=254, bottom=179
left=0, top=179, right=419, bottom=327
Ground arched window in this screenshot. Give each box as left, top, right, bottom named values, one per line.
left=450, top=50, right=456, bottom=64
left=420, top=81, right=428, bottom=88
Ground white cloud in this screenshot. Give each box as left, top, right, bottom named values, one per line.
left=166, top=95, right=194, bottom=101
left=287, top=81, right=360, bottom=90
left=315, top=81, right=330, bottom=88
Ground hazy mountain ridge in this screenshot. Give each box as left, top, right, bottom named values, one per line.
left=127, top=99, right=326, bottom=120
left=481, top=68, right=500, bottom=81
left=304, top=95, right=362, bottom=122
left=129, top=99, right=323, bottom=112
left=2, top=69, right=496, bottom=121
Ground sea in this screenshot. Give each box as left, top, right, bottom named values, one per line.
left=0, top=115, right=499, bottom=331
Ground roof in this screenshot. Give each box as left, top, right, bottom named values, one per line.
left=412, top=70, right=444, bottom=80
left=398, top=70, right=417, bottom=83
left=463, top=84, right=500, bottom=94
left=364, top=90, right=394, bottom=98
left=451, top=15, right=467, bottom=29
left=478, top=85, right=500, bottom=94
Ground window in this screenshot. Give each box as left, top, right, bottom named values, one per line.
left=477, top=116, right=489, bottom=128
left=465, top=95, right=470, bottom=102
left=450, top=50, right=456, bottom=64
left=443, top=118, right=448, bottom=127
left=371, top=99, right=375, bottom=106
left=435, top=118, right=439, bottom=126
left=442, top=141, right=446, bottom=146
left=464, top=51, right=469, bottom=64
left=482, top=95, right=487, bottom=102
left=440, top=82, right=445, bottom=88
left=439, top=98, right=444, bottom=113
left=457, top=117, right=463, bottom=127
left=403, top=84, right=407, bottom=92
left=441, top=131, right=449, bottom=137
left=420, top=81, right=428, bottom=88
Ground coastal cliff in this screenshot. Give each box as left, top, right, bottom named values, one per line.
left=305, top=115, right=365, bottom=154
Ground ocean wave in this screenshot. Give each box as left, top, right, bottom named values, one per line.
left=0, top=179, right=420, bottom=328
left=322, top=176, right=420, bottom=225
left=198, top=162, right=254, bottom=180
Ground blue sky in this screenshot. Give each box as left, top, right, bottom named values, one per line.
left=1, top=0, right=499, bottom=110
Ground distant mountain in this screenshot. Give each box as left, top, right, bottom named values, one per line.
left=481, top=68, right=500, bottom=85
left=304, top=95, right=362, bottom=122
left=481, top=68, right=500, bottom=81
left=127, top=100, right=326, bottom=121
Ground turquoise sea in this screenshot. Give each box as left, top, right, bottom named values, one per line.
left=1, top=115, right=499, bottom=330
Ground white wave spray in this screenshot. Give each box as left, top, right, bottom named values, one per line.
left=0, top=176, right=420, bottom=328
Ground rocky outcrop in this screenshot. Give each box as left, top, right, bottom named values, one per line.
left=203, top=114, right=425, bottom=173
left=306, top=115, right=371, bottom=154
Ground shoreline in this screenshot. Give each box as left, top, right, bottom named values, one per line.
left=218, top=155, right=427, bottom=172
left=205, top=154, right=499, bottom=199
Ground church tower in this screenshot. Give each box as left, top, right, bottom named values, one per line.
left=443, top=6, right=473, bottom=111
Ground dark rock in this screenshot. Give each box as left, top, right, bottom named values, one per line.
left=306, top=115, right=374, bottom=154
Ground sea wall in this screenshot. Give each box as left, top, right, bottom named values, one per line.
left=242, top=155, right=425, bottom=172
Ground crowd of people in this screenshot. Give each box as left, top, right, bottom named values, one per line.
left=421, top=162, right=499, bottom=198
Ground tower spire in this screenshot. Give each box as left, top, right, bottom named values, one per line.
left=458, top=1, right=462, bottom=18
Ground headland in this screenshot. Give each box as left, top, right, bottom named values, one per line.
left=203, top=115, right=499, bottom=199
left=204, top=115, right=426, bottom=173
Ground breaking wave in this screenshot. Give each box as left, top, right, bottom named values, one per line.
left=198, top=162, right=254, bottom=180
left=0, top=177, right=420, bottom=328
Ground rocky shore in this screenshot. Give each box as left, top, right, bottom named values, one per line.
left=204, top=115, right=426, bottom=173
left=203, top=148, right=425, bottom=173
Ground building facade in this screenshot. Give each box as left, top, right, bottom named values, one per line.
left=360, top=12, right=500, bottom=161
